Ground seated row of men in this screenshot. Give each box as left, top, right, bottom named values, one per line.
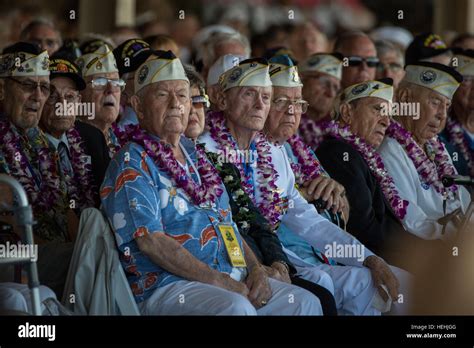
left=0, top=33, right=472, bottom=315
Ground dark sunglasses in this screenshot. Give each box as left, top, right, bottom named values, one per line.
left=347, top=56, right=380, bottom=68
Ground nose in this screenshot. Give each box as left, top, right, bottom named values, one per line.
left=168, top=92, right=181, bottom=108
left=379, top=113, right=390, bottom=128
left=254, top=93, right=265, bottom=109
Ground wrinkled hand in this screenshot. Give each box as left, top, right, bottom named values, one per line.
left=302, top=177, right=347, bottom=213
left=213, top=272, right=249, bottom=298
left=364, top=255, right=400, bottom=302
left=263, top=262, right=291, bottom=284
left=246, top=265, right=272, bottom=309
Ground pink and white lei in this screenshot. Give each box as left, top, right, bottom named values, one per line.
left=208, top=111, right=284, bottom=228
left=298, top=116, right=330, bottom=150
left=326, top=120, right=409, bottom=220
left=385, top=120, right=458, bottom=197
left=286, top=134, right=327, bottom=186
left=127, top=124, right=224, bottom=206
left=0, top=119, right=61, bottom=210
left=65, top=128, right=98, bottom=209
left=445, top=117, right=474, bottom=177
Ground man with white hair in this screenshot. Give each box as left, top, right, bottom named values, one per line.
left=379, top=62, right=472, bottom=241
left=101, top=51, right=323, bottom=315
left=375, top=40, right=405, bottom=89
left=201, top=31, right=250, bottom=81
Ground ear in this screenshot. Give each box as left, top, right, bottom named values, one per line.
left=397, top=86, right=410, bottom=103
left=339, top=103, right=353, bottom=125
left=131, top=95, right=144, bottom=120
left=216, top=89, right=228, bottom=111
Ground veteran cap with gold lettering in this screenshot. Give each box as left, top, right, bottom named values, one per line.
left=76, top=45, right=118, bottom=78
left=298, top=53, right=343, bottom=80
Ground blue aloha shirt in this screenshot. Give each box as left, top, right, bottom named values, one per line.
left=101, top=134, right=245, bottom=303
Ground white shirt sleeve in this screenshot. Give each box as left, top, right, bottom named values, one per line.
left=275, top=145, right=375, bottom=267
left=378, top=138, right=458, bottom=240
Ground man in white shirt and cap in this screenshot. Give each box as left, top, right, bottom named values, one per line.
left=298, top=53, right=343, bottom=149
left=76, top=44, right=124, bottom=157
left=199, top=58, right=412, bottom=315
left=378, top=62, right=472, bottom=241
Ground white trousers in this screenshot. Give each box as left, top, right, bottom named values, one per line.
left=0, top=282, right=56, bottom=314
left=139, top=278, right=323, bottom=315
left=296, top=264, right=413, bottom=315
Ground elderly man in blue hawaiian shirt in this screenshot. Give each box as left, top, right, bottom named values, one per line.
left=100, top=50, right=322, bottom=315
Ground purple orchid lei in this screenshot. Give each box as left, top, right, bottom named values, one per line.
left=386, top=120, right=458, bottom=197
left=325, top=120, right=409, bottom=220
left=445, top=117, right=474, bottom=177
left=286, top=134, right=327, bottom=186
left=298, top=116, right=330, bottom=150
left=126, top=124, right=224, bottom=206
left=207, top=111, right=284, bottom=228
left=0, top=119, right=61, bottom=211
left=65, top=128, right=97, bottom=209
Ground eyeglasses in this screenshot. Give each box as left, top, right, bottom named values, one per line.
left=89, top=77, right=126, bottom=91
left=8, top=77, right=50, bottom=95
left=191, top=95, right=210, bottom=108
left=46, top=88, right=80, bottom=105
left=272, top=97, right=308, bottom=113
left=376, top=62, right=403, bottom=73
left=347, top=56, right=380, bottom=68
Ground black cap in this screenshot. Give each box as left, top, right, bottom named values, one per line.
left=2, top=41, right=42, bottom=55
left=56, top=39, right=82, bottom=62
left=79, top=39, right=113, bottom=55
left=405, top=33, right=450, bottom=65
left=451, top=47, right=474, bottom=58
left=113, top=38, right=152, bottom=76
left=49, top=53, right=86, bottom=90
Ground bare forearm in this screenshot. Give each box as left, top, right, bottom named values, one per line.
left=137, top=233, right=220, bottom=285
left=242, top=238, right=260, bottom=272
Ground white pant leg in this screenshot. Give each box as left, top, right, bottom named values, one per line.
left=0, top=284, right=28, bottom=313
left=295, top=266, right=335, bottom=296
left=0, top=282, right=56, bottom=314
left=256, top=278, right=323, bottom=316
left=139, top=280, right=257, bottom=315
left=315, top=264, right=380, bottom=316
left=387, top=266, right=414, bottom=315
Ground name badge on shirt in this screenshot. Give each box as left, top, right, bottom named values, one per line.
left=217, top=223, right=246, bottom=268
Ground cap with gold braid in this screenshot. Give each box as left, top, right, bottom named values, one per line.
left=402, top=61, right=463, bottom=100
left=219, top=58, right=272, bottom=92
left=134, top=50, right=189, bottom=94
left=298, top=53, right=343, bottom=80
left=0, top=42, right=49, bottom=77
left=268, top=54, right=302, bottom=88
left=76, top=45, right=118, bottom=77
left=451, top=48, right=474, bottom=77
left=339, top=78, right=394, bottom=105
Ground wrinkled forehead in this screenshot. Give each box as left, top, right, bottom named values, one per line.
left=273, top=86, right=302, bottom=97
left=85, top=71, right=120, bottom=82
